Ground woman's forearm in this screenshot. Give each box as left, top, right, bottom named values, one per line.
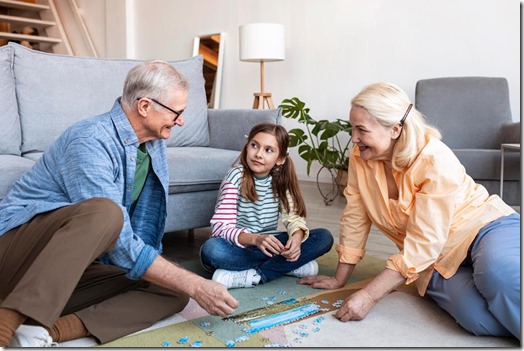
left=362, top=268, right=406, bottom=302
left=334, top=261, right=356, bottom=286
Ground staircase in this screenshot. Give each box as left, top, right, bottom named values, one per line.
left=0, top=0, right=72, bottom=54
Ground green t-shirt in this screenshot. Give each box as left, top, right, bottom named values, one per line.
left=132, top=143, right=151, bottom=203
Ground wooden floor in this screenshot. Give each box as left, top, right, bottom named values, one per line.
left=161, top=181, right=399, bottom=264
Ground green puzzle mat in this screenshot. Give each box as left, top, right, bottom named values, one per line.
left=100, top=250, right=385, bottom=347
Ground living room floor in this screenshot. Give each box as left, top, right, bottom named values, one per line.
left=162, top=180, right=520, bottom=265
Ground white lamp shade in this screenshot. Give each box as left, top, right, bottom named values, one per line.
left=239, top=23, right=285, bottom=62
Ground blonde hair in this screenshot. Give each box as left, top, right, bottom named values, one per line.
left=351, top=82, right=441, bottom=171
left=239, top=123, right=306, bottom=217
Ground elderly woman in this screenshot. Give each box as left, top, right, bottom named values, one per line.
left=299, top=82, right=520, bottom=340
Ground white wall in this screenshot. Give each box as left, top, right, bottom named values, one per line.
left=74, top=0, right=106, bottom=56
left=80, top=0, right=521, bottom=182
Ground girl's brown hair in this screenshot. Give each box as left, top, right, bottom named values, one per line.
left=239, top=123, right=306, bottom=217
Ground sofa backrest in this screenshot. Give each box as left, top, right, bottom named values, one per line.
left=415, top=76, right=513, bottom=149
left=0, top=45, right=21, bottom=156
left=8, top=42, right=209, bottom=154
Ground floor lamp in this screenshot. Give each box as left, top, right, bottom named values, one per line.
left=239, top=23, right=285, bottom=109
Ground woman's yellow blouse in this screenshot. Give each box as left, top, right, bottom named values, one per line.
left=338, top=137, right=515, bottom=295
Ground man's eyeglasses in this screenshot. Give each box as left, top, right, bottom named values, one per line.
left=137, top=97, right=184, bottom=120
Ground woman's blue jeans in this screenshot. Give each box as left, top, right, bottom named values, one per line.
left=426, top=213, right=520, bottom=340
left=199, top=228, right=333, bottom=283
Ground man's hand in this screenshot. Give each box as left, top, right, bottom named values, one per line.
left=143, top=255, right=239, bottom=317
left=192, top=279, right=239, bottom=317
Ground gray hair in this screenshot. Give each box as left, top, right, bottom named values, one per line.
left=121, top=60, right=189, bottom=111
left=351, top=82, right=441, bottom=171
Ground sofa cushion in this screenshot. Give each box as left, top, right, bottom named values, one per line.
left=454, top=149, right=520, bottom=181
left=0, top=45, right=21, bottom=156
left=166, top=147, right=240, bottom=194
left=18, top=148, right=240, bottom=195
left=21, top=152, right=42, bottom=161
left=415, top=77, right=512, bottom=149
left=0, top=155, right=35, bottom=201
left=9, top=43, right=209, bottom=154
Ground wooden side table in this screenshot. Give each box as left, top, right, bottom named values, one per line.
left=500, top=143, right=520, bottom=199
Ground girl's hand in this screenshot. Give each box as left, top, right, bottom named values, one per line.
left=254, top=234, right=285, bottom=258
left=281, top=234, right=302, bottom=261
left=297, top=275, right=346, bottom=289
left=334, top=289, right=375, bottom=321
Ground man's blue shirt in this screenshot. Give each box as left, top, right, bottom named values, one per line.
left=0, top=99, right=169, bottom=279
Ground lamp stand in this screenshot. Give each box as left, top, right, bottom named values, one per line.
left=252, top=61, right=274, bottom=109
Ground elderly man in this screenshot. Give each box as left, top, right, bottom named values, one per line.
left=0, top=60, right=239, bottom=347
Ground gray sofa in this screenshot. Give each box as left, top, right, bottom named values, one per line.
left=415, top=77, right=520, bottom=206
left=0, top=42, right=281, bottom=233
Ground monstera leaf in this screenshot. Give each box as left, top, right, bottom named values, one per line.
left=280, top=98, right=352, bottom=176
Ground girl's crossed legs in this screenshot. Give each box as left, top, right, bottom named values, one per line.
left=200, top=228, right=333, bottom=283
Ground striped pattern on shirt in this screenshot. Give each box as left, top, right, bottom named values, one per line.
left=210, top=165, right=308, bottom=247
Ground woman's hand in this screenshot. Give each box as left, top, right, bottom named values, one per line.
left=297, top=275, right=346, bottom=289
left=281, top=231, right=304, bottom=261
left=298, top=262, right=355, bottom=289
left=334, top=289, right=375, bottom=321
left=335, top=269, right=406, bottom=322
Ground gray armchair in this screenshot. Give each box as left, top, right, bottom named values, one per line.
left=415, top=77, right=520, bottom=205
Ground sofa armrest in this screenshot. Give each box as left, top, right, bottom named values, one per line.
left=208, top=108, right=282, bottom=151
left=500, top=121, right=521, bottom=144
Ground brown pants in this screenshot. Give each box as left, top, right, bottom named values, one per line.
left=0, top=198, right=189, bottom=343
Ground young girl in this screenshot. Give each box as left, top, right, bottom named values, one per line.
left=200, top=123, right=334, bottom=289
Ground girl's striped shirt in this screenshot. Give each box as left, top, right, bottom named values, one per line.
left=210, top=165, right=309, bottom=247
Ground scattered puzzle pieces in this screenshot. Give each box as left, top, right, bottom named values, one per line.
left=177, top=336, right=189, bottom=344
left=313, top=315, right=326, bottom=325
left=265, top=342, right=291, bottom=347
left=292, top=329, right=309, bottom=338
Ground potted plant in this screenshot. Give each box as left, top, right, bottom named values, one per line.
left=279, top=97, right=352, bottom=205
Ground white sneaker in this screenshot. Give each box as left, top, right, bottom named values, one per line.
left=8, top=325, right=58, bottom=347
left=212, top=268, right=260, bottom=289
left=286, top=260, right=319, bottom=278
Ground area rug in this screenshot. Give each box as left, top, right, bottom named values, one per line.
left=59, top=249, right=519, bottom=347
